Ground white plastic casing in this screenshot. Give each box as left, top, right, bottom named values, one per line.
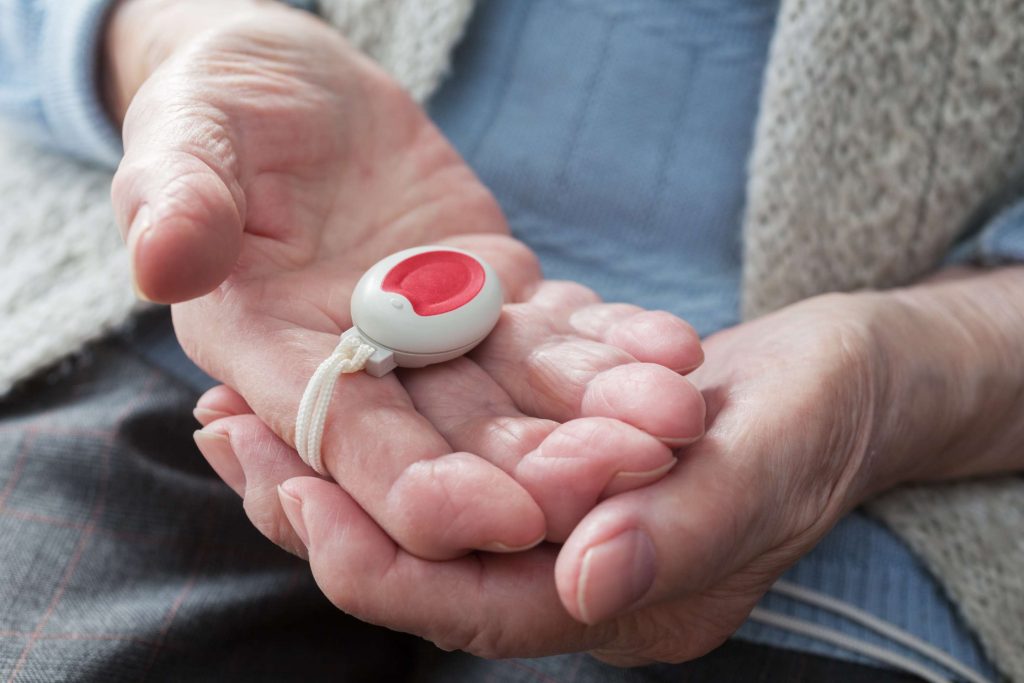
left=350, top=245, right=504, bottom=375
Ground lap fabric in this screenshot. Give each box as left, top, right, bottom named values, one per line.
left=0, top=322, right=416, bottom=682
left=0, top=312, right=924, bottom=682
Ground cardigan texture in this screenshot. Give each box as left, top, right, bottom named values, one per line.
left=0, top=0, right=1020, bottom=678
left=744, top=2, right=1024, bottom=678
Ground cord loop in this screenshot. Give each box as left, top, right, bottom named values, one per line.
left=295, top=332, right=376, bottom=475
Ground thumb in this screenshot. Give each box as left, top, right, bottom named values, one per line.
left=112, top=91, right=246, bottom=304
left=554, top=446, right=778, bottom=625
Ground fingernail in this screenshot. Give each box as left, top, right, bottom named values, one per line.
left=656, top=435, right=700, bottom=448
left=278, top=483, right=309, bottom=549
left=604, top=458, right=678, bottom=497
left=576, top=529, right=656, bottom=624
left=611, top=457, right=678, bottom=486
left=193, top=430, right=245, bottom=496
left=481, top=533, right=546, bottom=553
left=671, top=352, right=704, bottom=375
left=193, top=407, right=231, bottom=426
left=126, top=205, right=153, bottom=302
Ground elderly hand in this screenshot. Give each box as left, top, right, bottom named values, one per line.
left=107, top=0, right=706, bottom=559
left=192, top=291, right=906, bottom=663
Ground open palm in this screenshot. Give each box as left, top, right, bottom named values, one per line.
left=112, top=9, right=706, bottom=560
left=194, top=294, right=882, bottom=664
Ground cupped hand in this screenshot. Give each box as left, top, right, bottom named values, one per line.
left=195, top=292, right=891, bottom=663
left=109, top=3, right=706, bottom=559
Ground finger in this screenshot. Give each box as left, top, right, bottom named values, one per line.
left=555, top=438, right=781, bottom=625
left=582, top=363, right=706, bottom=445
left=397, top=357, right=556, bottom=473
left=516, top=419, right=677, bottom=542
left=194, top=416, right=317, bottom=557
left=278, top=476, right=616, bottom=659
left=438, top=233, right=543, bottom=303
left=174, top=316, right=545, bottom=560
left=112, top=80, right=245, bottom=303
left=402, top=360, right=677, bottom=542
left=473, top=284, right=705, bottom=442
left=194, top=429, right=246, bottom=496
left=526, top=279, right=602, bottom=312
left=312, top=366, right=545, bottom=558
left=194, top=384, right=252, bottom=425
left=568, top=304, right=704, bottom=373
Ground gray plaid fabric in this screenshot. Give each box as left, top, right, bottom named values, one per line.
left=0, top=311, right=919, bottom=682
left=0, top=324, right=417, bottom=681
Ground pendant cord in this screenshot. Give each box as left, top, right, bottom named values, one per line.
left=294, top=334, right=375, bottom=475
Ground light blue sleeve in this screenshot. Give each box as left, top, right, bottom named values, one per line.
left=0, top=0, right=319, bottom=170
left=0, top=0, right=123, bottom=167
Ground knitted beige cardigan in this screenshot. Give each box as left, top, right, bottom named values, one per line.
left=0, top=0, right=1020, bottom=678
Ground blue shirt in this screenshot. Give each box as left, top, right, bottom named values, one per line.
left=2, top=0, right=1016, bottom=679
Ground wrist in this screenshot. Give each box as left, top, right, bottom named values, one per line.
left=852, top=290, right=945, bottom=495
left=807, top=292, right=905, bottom=504
left=859, top=268, right=1024, bottom=492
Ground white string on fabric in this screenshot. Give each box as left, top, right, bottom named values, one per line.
left=769, top=581, right=992, bottom=683
left=295, top=334, right=376, bottom=475
left=749, top=607, right=953, bottom=683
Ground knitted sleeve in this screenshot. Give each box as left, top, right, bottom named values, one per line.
left=0, top=0, right=317, bottom=170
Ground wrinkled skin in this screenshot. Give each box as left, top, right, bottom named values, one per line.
left=110, top=5, right=707, bottom=562
left=195, top=293, right=884, bottom=664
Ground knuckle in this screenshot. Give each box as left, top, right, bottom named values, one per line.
left=460, top=629, right=508, bottom=660
left=626, top=310, right=697, bottom=339
left=535, top=280, right=602, bottom=309
left=569, top=303, right=642, bottom=334
left=524, top=342, right=596, bottom=417
left=385, top=457, right=472, bottom=555
left=432, top=620, right=512, bottom=660
left=479, top=415, right=549, bottom=456
left=544, top=418, right=618, bottom=458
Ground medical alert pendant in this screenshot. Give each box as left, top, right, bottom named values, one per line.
left=295, top=245, right=504, bottom=474
left=347, top=245, right=504, bottom=376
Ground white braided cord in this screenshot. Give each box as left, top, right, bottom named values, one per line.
left=295, top=333, right=376, bottom=475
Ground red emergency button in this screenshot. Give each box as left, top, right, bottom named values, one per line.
left=381, top=250, right=486, bottom=316
left=350, top=245, right=504, bottom=368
